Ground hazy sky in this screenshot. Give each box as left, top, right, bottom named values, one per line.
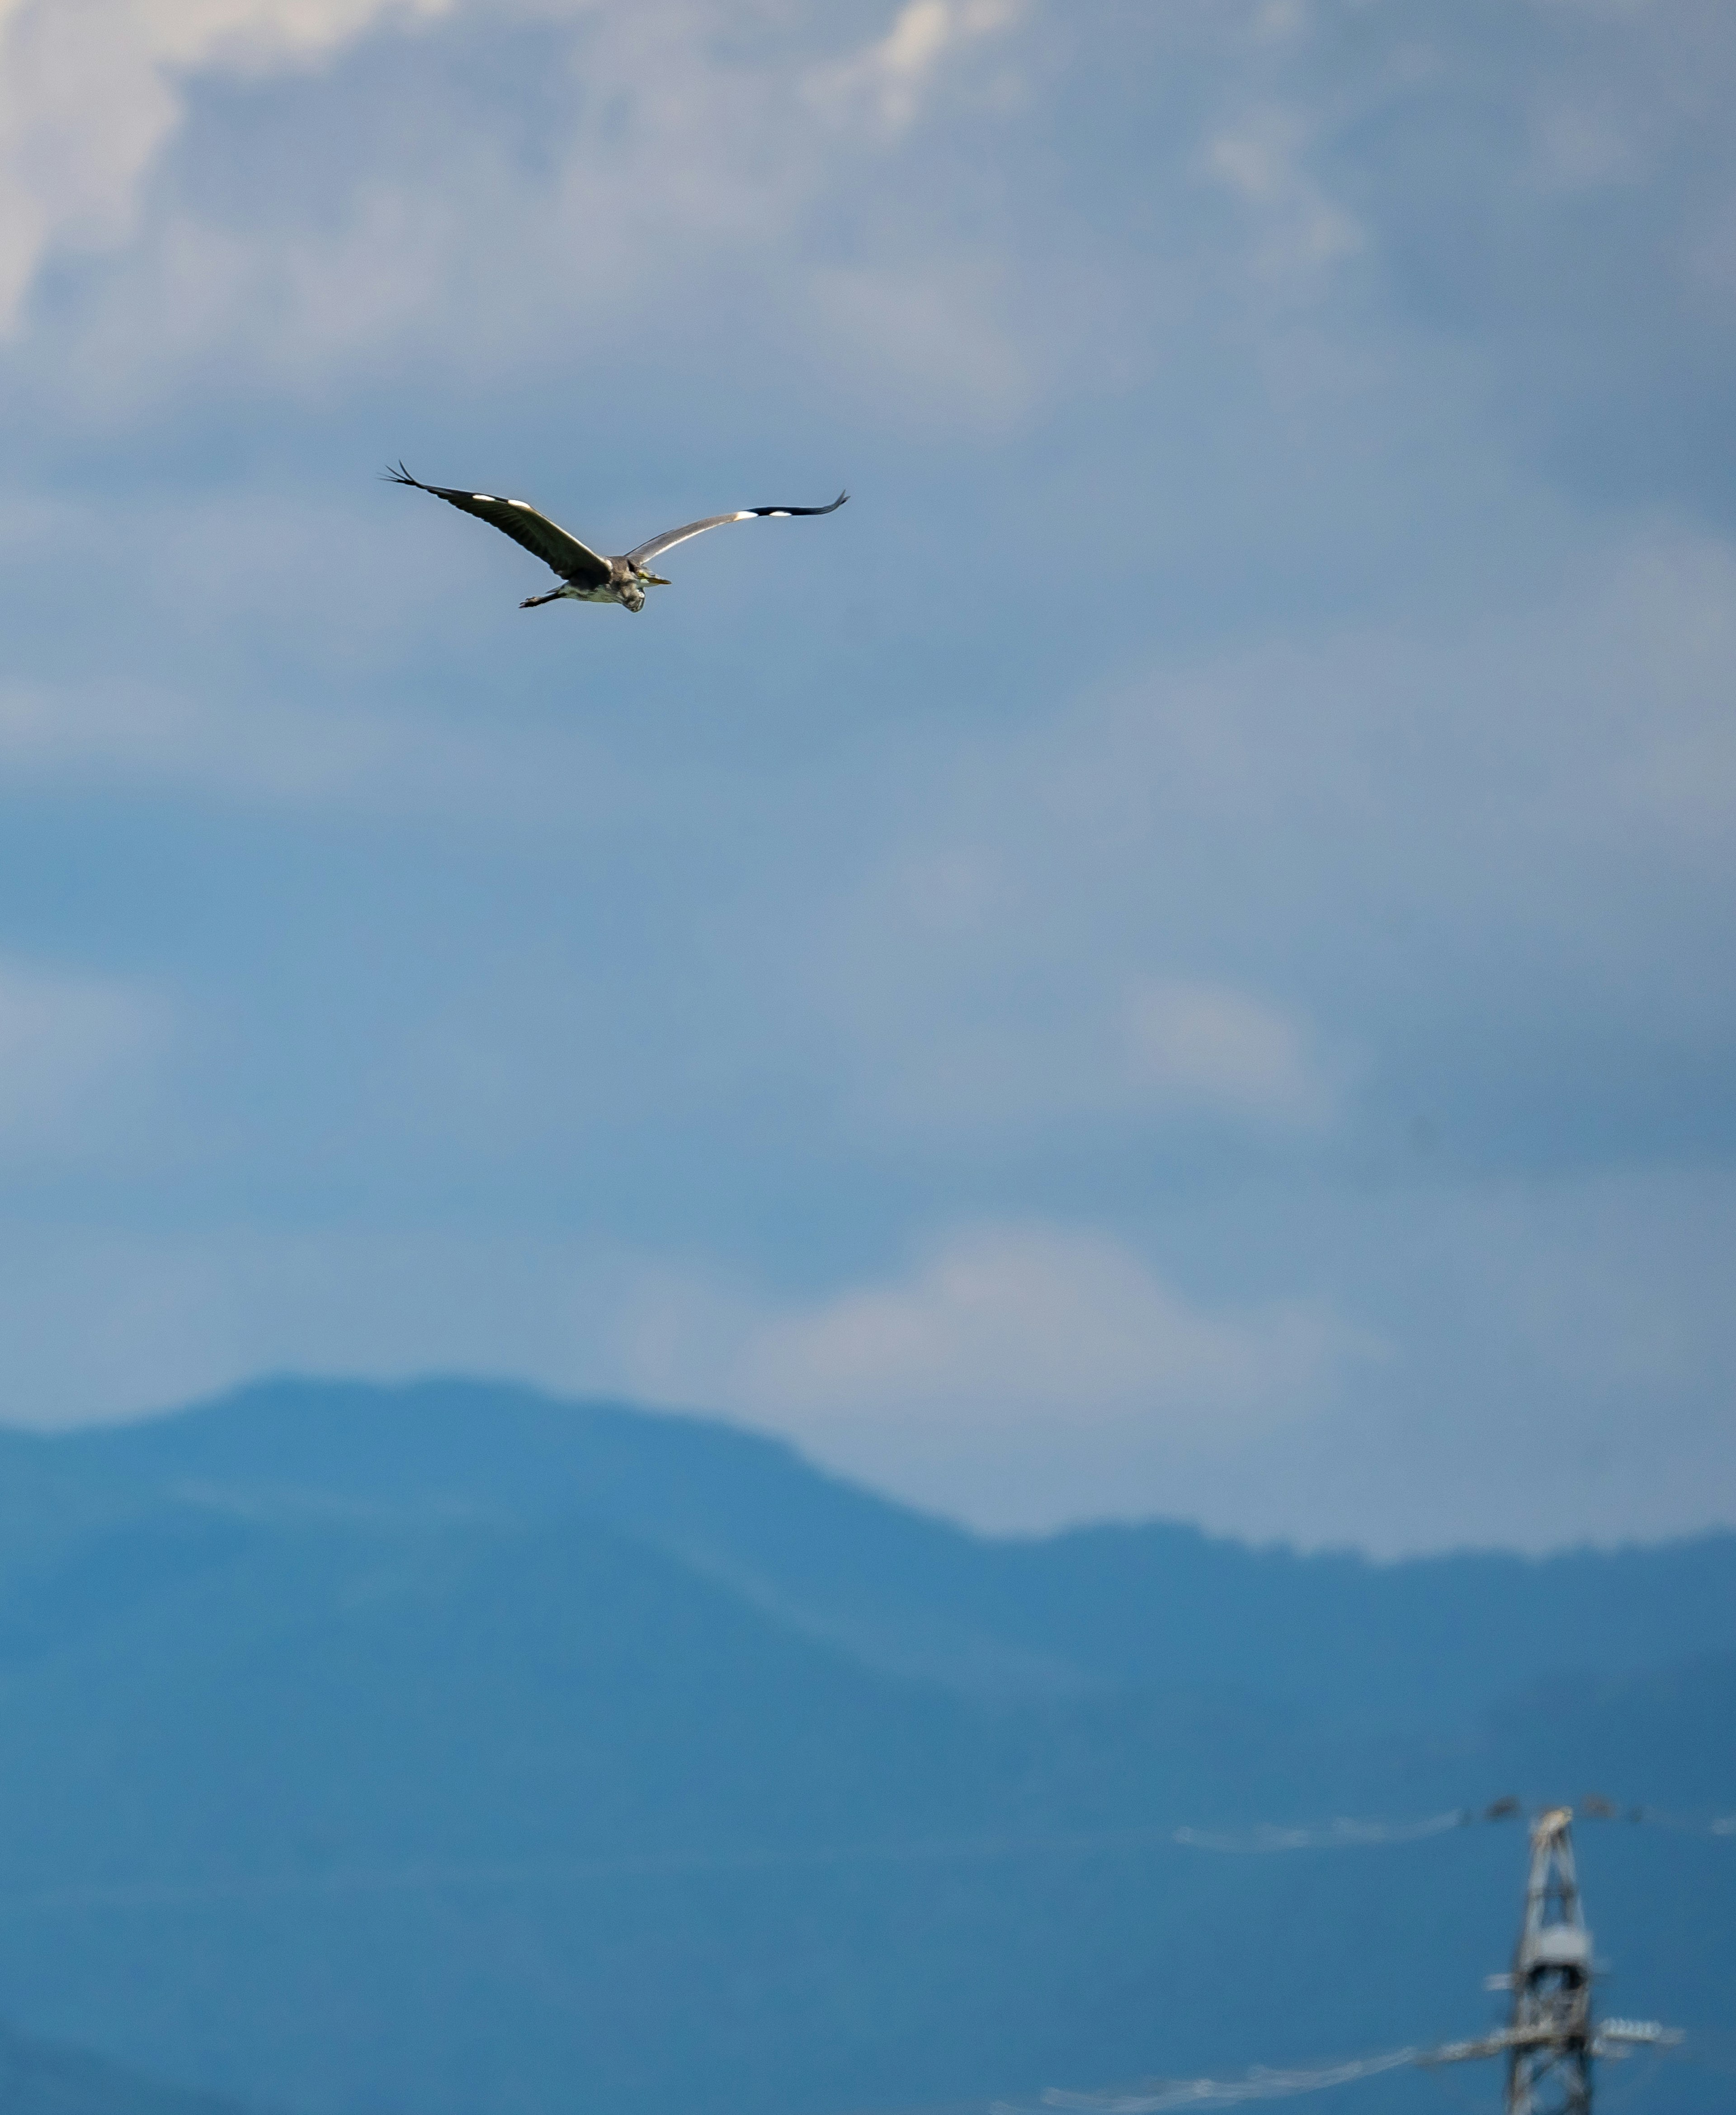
left=1, top=0, right=1733, bottom=1552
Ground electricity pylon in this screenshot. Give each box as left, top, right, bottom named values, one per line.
left=1499, top=1806, right=1592, bottom=2115
left=1002, top=1798, right=1690, bottom=2115
left=1426, top=1805, right=1678, bottom=2113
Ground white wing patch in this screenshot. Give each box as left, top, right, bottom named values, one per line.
left=472, top=494, right=497, bottom=502
left=509, top=499, right=535, bottom=509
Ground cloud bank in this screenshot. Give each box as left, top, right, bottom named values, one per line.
left=0, top=0, right=1730, bottom=1551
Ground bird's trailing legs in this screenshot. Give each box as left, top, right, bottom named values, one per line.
left=519, top=572, right=667, bottom=609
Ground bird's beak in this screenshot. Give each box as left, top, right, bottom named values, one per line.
left=640, top=571, right=671, bottom=586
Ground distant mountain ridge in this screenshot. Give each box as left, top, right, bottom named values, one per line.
left=0, top=1376, right=1730, bottom=2115
left=50, top=1374, right=1736, bottom=1719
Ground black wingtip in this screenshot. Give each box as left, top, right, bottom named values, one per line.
left=382, top=460, right=422, bottom=488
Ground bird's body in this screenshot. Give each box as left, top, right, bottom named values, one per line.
left=535, top=570, right=644, bottom=612
left=385, top=465, right=847, bottom=614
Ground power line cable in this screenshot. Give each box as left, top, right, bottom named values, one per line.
left=1174, top=1813, right=1471, bottom=1853
left=0, top=1808, right=1498, bottom=1917
left=996, top=2047, right=1425, bottom=2111
left=3, top=1794, right=1725, bottom=1917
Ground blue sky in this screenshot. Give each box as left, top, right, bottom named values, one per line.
left=1, top=0, right=1733, bottom=1552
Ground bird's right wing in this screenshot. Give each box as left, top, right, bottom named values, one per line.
left=385, top=465, right=612, bottom=588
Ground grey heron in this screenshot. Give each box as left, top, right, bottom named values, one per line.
left=386, top=464, right=847, bottom=614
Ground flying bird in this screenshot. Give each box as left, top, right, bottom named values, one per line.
left=385, top=464, right=848, bottom=614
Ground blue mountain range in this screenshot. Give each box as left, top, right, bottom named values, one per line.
left=0, top=1379, right=1730, bottom=2115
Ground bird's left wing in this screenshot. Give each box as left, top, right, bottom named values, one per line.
left=385, top=464, right=611, bottom=588
left=625, top=491, right=848, bottom=570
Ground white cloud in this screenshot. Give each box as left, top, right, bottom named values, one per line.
left=0, top=0, right=454, bottom=334
left=0, top=956, right=169, bottom=1159
left=1123, top=977, right=1335, bottom=1126
left=737, top=1222, right=1363, bottom=1432
left=813, top=837, right=1348, bottom=1142
left=810, top=0, right=1023, bottom=133
left=604, top=1222, right=1400, bottom=1531
left=170, top=0, right=456, bottom=61
left=0, top=0, right=1070, bottom=430
left=618, top=1224, right=1377, bottom=1520
left=1199, top=106, right=1363, bottom=286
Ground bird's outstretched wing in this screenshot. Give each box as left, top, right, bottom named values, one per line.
left=385, top=464, right=612, bottom=589
left=625, top=491, right=848, bottom=570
